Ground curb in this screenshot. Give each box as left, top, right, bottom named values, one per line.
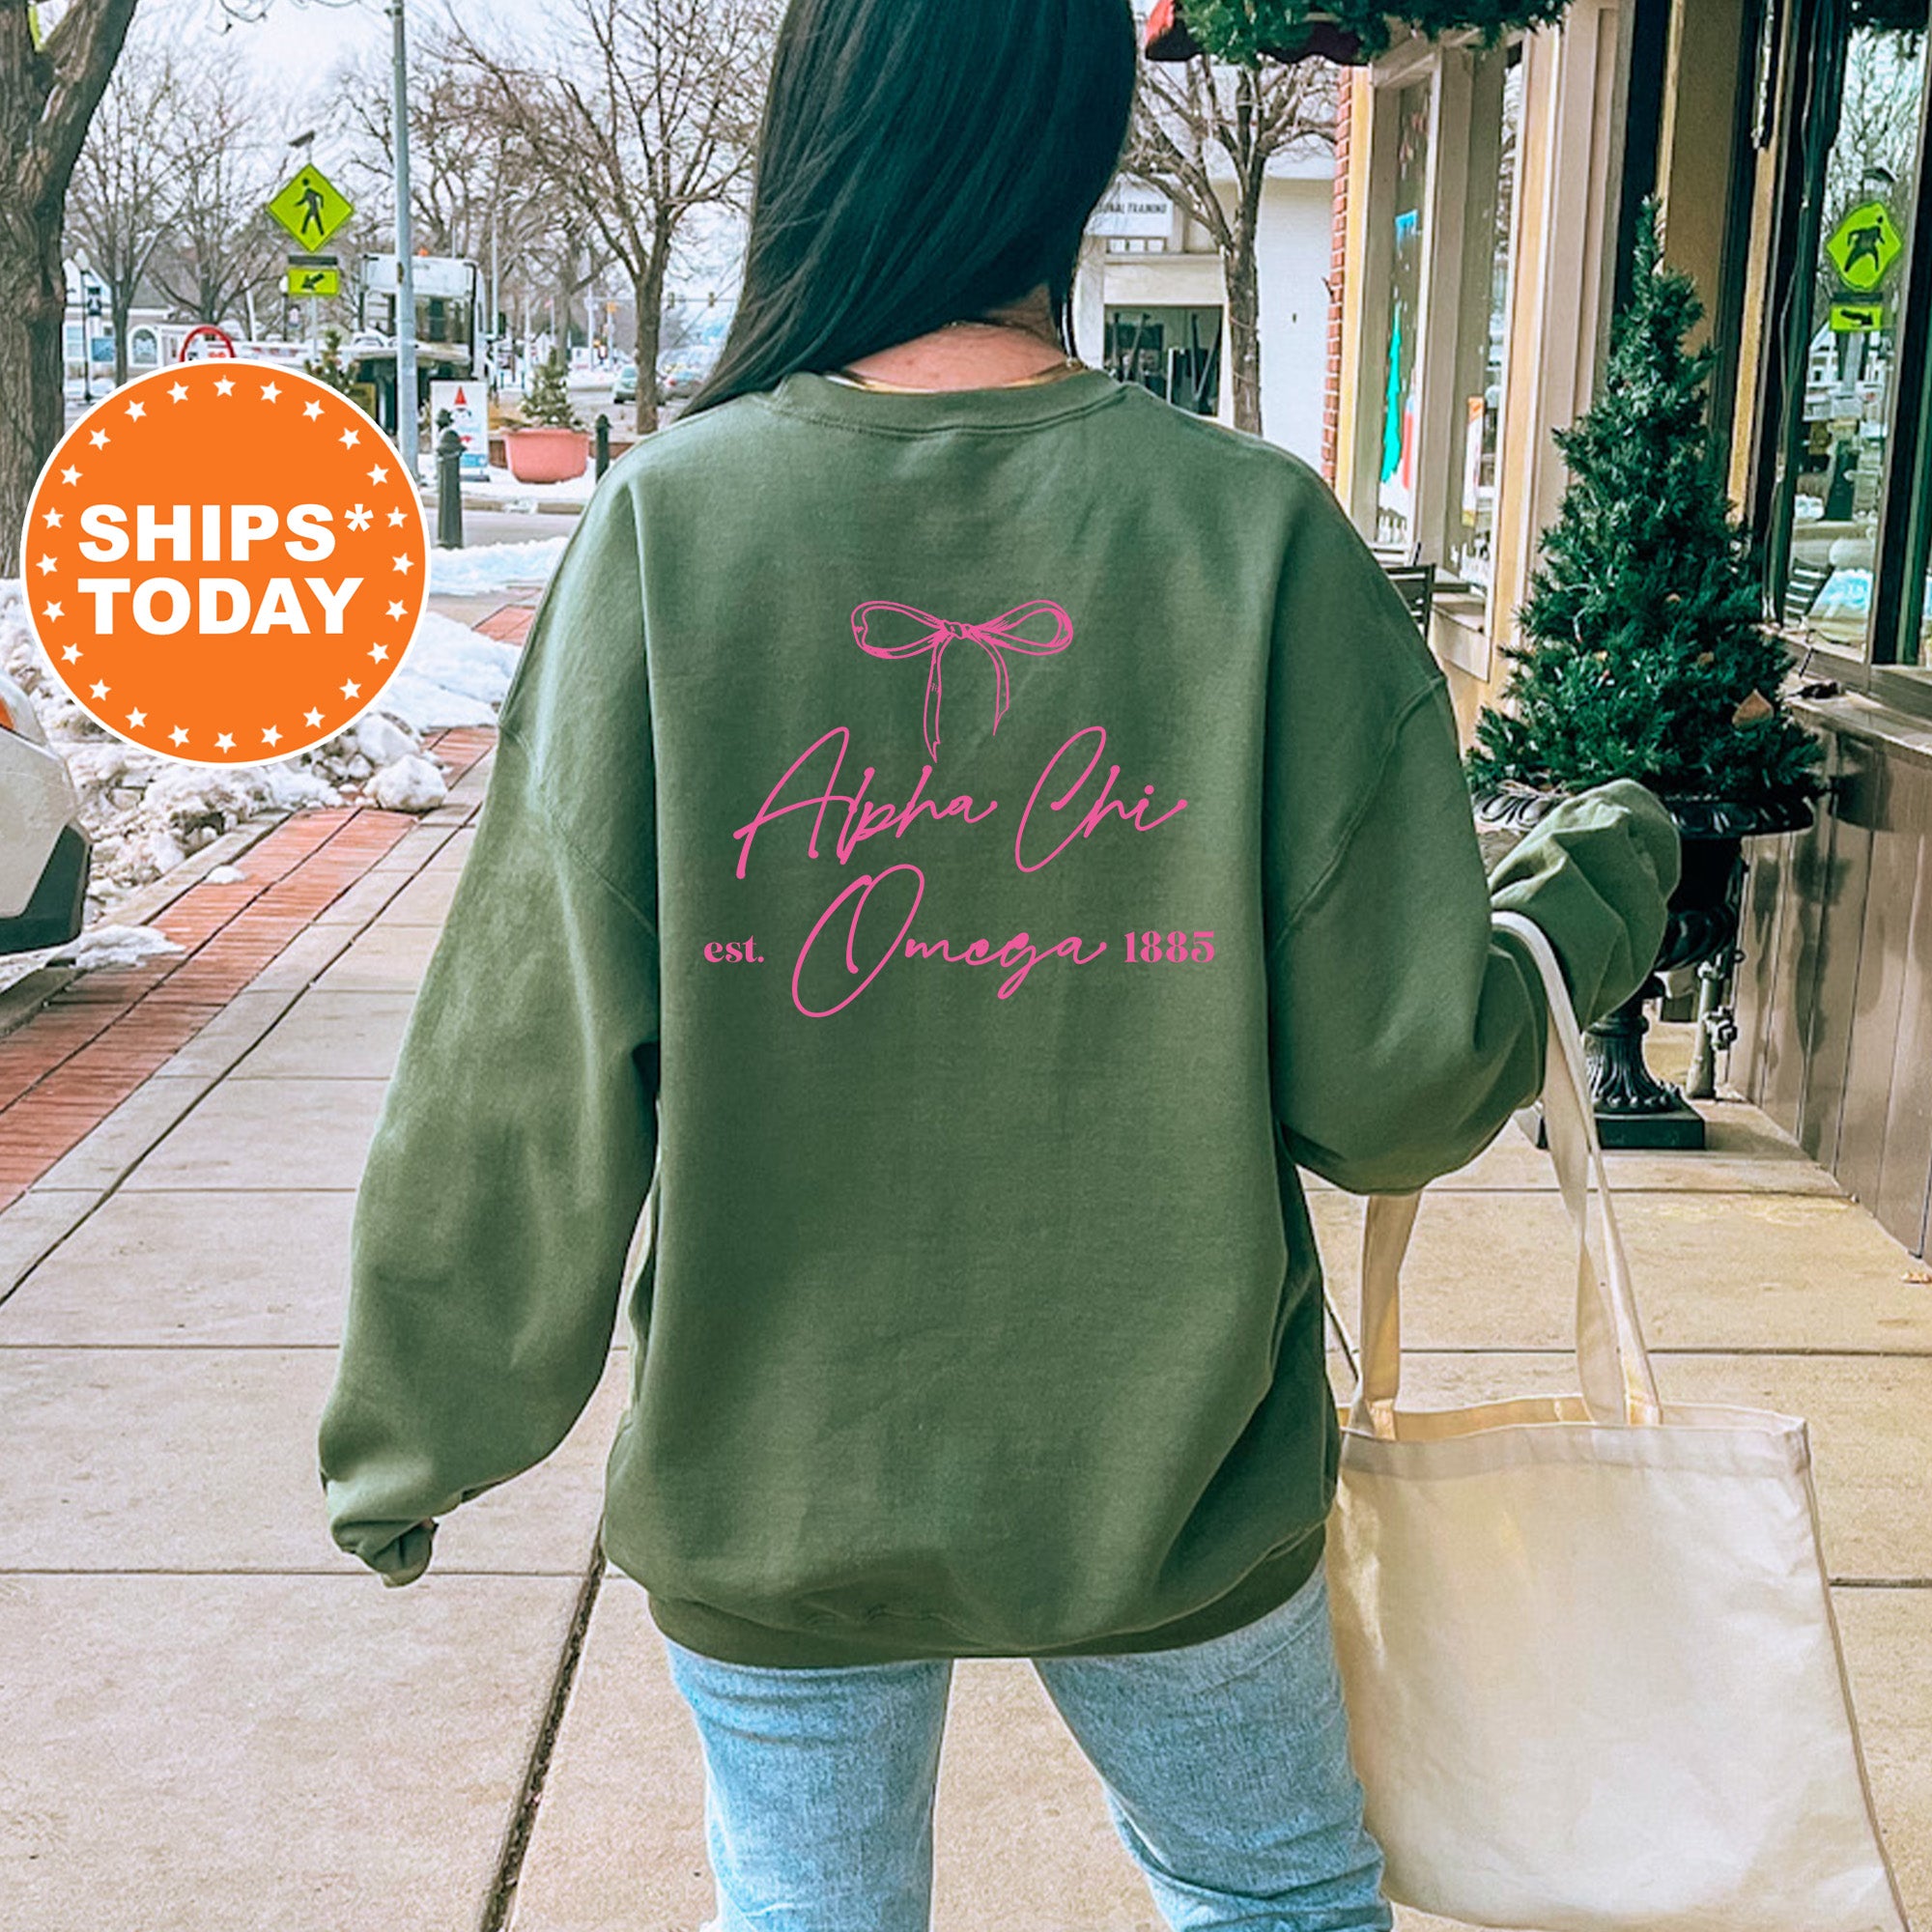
left=0, top=727, right=497, bottom=1213
left=0, top=708, right=513, bottom=1044
left=0, top=811, right=288, bottom=1042
left=457, top=495, right=584, bottom=517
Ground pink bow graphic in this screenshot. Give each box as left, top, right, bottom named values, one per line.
left=851, top=599, right=1074, bottom=761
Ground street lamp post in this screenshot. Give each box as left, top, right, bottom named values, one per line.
left=389, top=0, right=419, bottom=482
left=82, top=282, right=102, bottom=405
left=489, top=207, right=499, bottom=394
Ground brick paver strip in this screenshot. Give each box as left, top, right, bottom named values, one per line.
left=476, top=605, right=539, bottom=646
left=0, top=724, right=499, bottom=1209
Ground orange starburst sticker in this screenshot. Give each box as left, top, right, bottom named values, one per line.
left=21, top=360, right=430, bottom=767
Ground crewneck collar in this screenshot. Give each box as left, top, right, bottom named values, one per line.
left=759, top=364, right=1128, bottom=434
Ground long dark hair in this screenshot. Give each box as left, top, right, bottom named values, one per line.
left=678, top=0, right=1139, bottom=420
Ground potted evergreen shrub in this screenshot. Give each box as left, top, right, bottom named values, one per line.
left=504, top=347, right=589, bottom=484
left=1467, top=195, right=1824, bottom=1146
left=304, top=327, right=357, bottom=399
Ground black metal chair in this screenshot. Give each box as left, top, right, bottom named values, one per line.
left=1781, top=558, right=1833, bottom=629
left=1383, top=560, right=1437, bottom=633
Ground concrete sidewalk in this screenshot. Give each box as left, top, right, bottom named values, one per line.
left=0, top=726, right=1924, bottom=1929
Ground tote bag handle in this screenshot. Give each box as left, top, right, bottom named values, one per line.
left=1350, top=911, right=1663, bottom=1435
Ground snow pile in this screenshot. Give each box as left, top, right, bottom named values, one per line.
left=473, top=466, right=597, bottom=505
left=1809, top=568, right=1870, bottom=622
left=0, top=582, right=514, bottom=930
left=382, top=611, right=523, bottom=728
left=42, top=923, right=186, bottom=971
left=368, top=754, right=447, bottom=811
left=429, top=537, right=568, bottom=595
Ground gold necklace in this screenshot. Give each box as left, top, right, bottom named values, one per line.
left=829, top=317, right=1090, bottom=393
left=826, top=359, right=1089, bottom=393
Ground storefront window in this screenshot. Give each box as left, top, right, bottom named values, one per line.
left=1449, top=43, right=1524, bottom=589
left=1103, top=304, right=1223, bottom=414
left=1776, top=18, right=1926, bottom=663
left=1376, top=78, right=1432, bottom=552
left=1913, top=402, right=1932, bottom=667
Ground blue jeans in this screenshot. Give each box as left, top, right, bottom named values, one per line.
left=660, top=1560, right=1395, bottom=1932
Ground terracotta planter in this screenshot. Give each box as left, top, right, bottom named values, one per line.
left=503, top=427, right=588, bottom=484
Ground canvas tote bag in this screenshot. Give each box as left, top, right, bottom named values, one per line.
left=1321, top=909, right=1912, bottom=1932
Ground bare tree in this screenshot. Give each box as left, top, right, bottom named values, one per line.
left=0, top=0, right=138, bottom=575
left=148, top=42, right=280, bottom=327
left=447, top=0, right=775, bottom=432
left=1827, top=32, right=1921, bottom=215
left=550, top=217, right=616, bottom=353
left=322, top=38, right=558, bottom=352
left=1124, top=52, right=1335, bottom=434
left=69, top=35, right=179, bottom=384
left=325, top=44, right=513, bottom=259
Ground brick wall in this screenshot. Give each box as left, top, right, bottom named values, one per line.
left=1321, top=67, right=1353, bottom=485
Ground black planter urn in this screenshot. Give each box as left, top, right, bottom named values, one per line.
left=1473, top=788, right=1815, bottom=1149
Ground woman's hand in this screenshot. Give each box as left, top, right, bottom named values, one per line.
left=374, top=1518, right=438, bottom=1588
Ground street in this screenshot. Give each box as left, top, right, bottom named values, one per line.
left=458, top=507, right=579, bottom=548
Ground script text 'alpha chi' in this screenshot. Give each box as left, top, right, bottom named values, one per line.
left=727, top=723, right=1196, bottom=1015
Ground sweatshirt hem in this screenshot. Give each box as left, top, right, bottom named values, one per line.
left=627, top=1518, right=1328, bottom=1668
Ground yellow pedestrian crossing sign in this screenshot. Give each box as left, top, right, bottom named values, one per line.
left=268, top=163, right=354, bottom=251
left=285, top=261, right=342, bottom=298
left=1824, top=198, right=1903, bottom=294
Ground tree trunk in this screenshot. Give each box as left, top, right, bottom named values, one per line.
left=1225, top=233, right=1263, bottom=438
left=111, top=290, right=131, bottom=386
left=633, top=258, right=667, bottom=437
left=0, top=0, right=140, bottom=574
left=0, top=204, right=69, bottom=576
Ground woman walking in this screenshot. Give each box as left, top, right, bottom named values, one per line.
left=318, top=2, right=1679, bottom=1925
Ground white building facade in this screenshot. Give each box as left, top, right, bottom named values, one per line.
left=1074, top=142, right=1339, bottom=464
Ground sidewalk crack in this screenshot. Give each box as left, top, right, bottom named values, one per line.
left=480, top=1533, right=605, bottom=1932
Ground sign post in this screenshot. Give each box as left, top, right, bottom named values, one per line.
left=390, top=0, right=420, bottom=486
left=1821, top=195, right=1902, bottom=381
left=267, top=164, right=354, bottom=363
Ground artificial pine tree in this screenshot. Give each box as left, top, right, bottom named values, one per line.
left=1467, top=193, right=1823, bottom=812
left=520, top=347, right=581, bottom=429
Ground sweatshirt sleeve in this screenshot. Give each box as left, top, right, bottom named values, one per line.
left=317, top=479, right=661, bottom=1587
left=1263, top=462, right=1680, bottom=1197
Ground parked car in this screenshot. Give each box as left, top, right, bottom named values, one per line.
left=612, top=360, right=639, bottom=405
left=0, top=668, right=90, bottom=955
left=662, top=368, right=702, bottom=400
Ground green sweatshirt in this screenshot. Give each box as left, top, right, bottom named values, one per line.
left=317, top=366, right=1680, bottom=1666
